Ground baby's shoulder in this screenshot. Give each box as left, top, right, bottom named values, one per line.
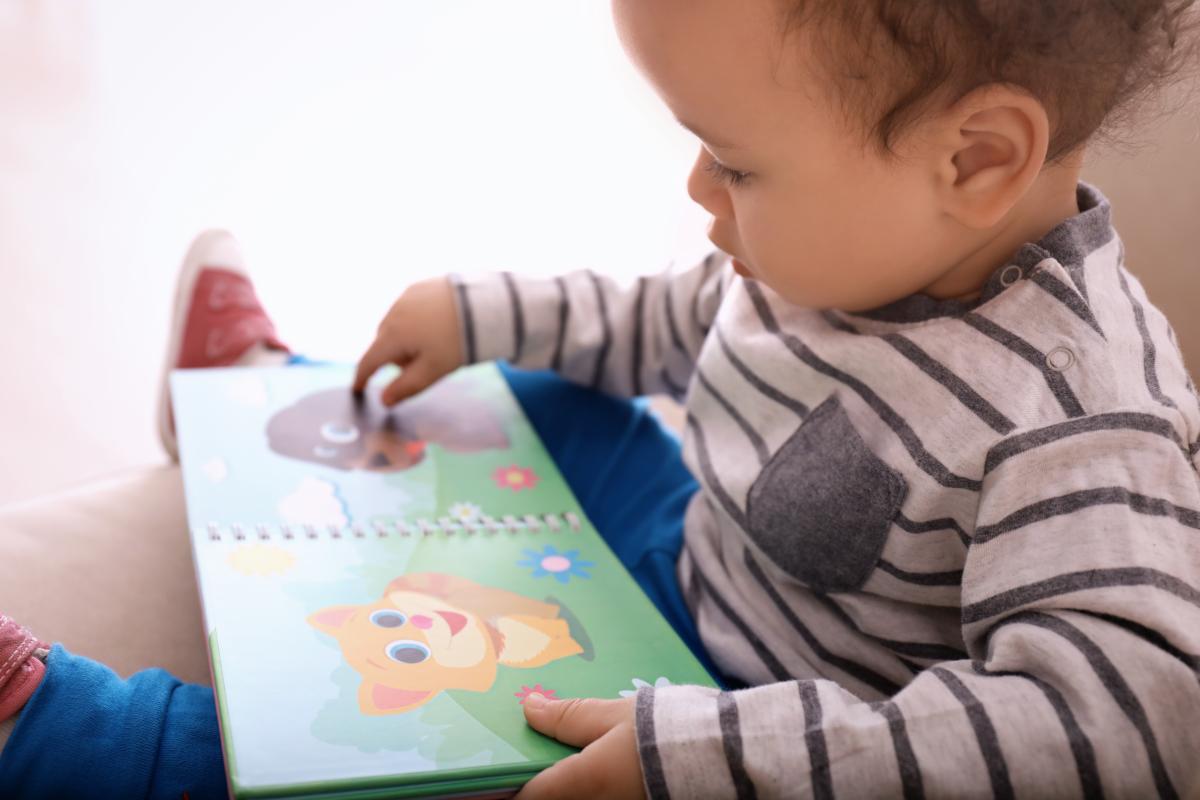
left=973, top=251, right=1199, bottom=458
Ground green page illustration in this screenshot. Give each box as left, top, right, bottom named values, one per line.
left=171, top=363, right=715, bottom=799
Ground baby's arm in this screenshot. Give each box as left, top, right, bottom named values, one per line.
left=450, top=254, right=727, bottom=400
left=355, top=255, right=727, bottom=404
left=629, top=412, right=1200, bottom=797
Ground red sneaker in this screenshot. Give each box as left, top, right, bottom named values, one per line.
left=0, top=615, right=48, bottom=723
left=157, top=230, right=289, bottom=459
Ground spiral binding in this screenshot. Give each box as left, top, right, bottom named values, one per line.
left=202, top=512, right=583, bottom=542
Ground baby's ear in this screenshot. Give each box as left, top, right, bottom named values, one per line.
left=932, top=83, right=1054, bottom=230
left=308, top=605, right=359, bottom=636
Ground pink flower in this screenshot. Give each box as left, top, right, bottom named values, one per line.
left=514, top=683, right=558, bottom=704
left=493, top=465, right=539, bottom=492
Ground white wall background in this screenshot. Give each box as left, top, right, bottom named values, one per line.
left=1, top=2, right=1196, bottom=506
left=0, top=1, right=710, bottom=505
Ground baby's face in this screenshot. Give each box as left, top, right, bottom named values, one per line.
left=613, top=0, right=973, bottom=311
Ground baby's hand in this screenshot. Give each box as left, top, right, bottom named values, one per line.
left=516, top=694, right=646, bottom=799
left=353, top=277, right=464, bottom=406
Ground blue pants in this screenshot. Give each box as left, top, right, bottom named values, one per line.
left=0, top=365, right=710, bottom=798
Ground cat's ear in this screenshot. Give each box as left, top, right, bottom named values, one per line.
left=357, top=681, right=433, bottom=715
left=308, top=605, right=358, bottom=635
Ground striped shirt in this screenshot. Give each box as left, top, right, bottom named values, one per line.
left=452, top=183, right=1200, bottom=798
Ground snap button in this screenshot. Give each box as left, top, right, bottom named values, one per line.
left=1045, top=347, right=1076, bottom=372
left=1000, top=265, right=1023, bottom=287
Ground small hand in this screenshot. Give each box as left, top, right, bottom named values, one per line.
left=352, top=276, right=464, bottom=406
left=515, top=693, right=647, bottom=800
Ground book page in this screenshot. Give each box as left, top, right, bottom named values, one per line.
left=172, top=363, right=714, bottom=796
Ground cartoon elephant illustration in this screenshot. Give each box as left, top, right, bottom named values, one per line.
left=266, top=379, right=509, bottom=472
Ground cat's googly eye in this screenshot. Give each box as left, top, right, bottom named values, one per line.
left=370, top=610, right=407, bottom=628
left=321, top=422, right=360, bottom=444
left=386, top=640, right=431, bottom=664
left=313, top=445, right=339, bottom=459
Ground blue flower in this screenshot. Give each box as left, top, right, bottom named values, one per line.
left=517, top=545, right=595, bottom=584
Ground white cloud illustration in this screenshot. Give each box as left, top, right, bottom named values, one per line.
left=278, top=477, right=348, bottom=527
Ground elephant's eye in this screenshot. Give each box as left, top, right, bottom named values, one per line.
left=320, top=422, right=360, bottom=444
left=386, top=640, right=431, bottom=664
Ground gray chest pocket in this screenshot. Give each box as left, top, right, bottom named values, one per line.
left=746, top=396, right=907, bottom=593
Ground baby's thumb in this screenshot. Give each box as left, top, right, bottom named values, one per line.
left=380, top=361, right=438, bottom=406
left=522, top=695, right=624, bottom=748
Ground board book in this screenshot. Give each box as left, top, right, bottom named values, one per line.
left=170, top=362, right=715, bottom=799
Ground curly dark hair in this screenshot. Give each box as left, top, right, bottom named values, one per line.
left=778, top=0, right=1199, bottom=160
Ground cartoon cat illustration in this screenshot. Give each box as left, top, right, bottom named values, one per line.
left=308, top=572, right=585, bottom=715
left=266, top=379, right=509, bottom=472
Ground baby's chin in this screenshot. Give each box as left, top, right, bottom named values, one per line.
left=751, top=275, right=912, bottom=315
left=761, top=256, right=989, bottom=313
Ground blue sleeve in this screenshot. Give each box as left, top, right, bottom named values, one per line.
left=0, top=644, right=227, bottom=800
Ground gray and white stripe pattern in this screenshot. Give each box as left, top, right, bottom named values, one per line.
left=452, top=183, right=1200, bottom=798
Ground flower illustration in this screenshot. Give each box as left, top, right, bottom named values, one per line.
left=493, top=464, right=540, bottom=492
left=515, top=684, right=558, bottom=704
left=517, top=545, right=595, bottom=584
left=618, top=677, right=674, bottom=698
left=447, top=501, right=483, bottom=523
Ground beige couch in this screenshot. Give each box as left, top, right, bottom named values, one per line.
left=1084, top=79, right=1200, bottom=372
left=0, top=467, right=210, bottom=685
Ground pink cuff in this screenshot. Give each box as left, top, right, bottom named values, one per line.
left=0, top=615, right=48, bottom=721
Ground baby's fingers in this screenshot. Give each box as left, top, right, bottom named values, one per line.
left=380, top=360, right=438, bottom=406
left=514, top=725, right=645, bottom=800
left=522, top=696, right=628, bottom=748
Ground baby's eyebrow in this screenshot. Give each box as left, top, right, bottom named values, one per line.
left=676, top=118, right=741, bottom=150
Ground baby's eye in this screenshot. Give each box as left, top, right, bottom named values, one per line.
left=386, top=640, right=431, bottom=664
left=703, top=159, right=752, bottom=188
left=321, top=421, right=360, bottom=444
left=370, top=610, right=407, bottom=628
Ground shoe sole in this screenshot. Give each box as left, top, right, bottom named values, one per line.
left=156, top=230, right=246, bottom=460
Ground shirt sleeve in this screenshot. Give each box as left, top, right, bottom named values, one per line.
left=634, top=410, right=1200, bottom=798
left=449, top=253, right=728, bottom=399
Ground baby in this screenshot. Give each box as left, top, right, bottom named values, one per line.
left=356, top=2, right=1200, bottom=795
left=4, top=0, right=1200, bottom=797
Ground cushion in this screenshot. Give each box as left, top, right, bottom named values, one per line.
left=0, top=467, right=209, bottom=686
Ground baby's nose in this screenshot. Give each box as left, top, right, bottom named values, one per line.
left=410, top=614, right=433, bottom=629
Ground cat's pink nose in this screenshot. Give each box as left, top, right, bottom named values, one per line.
left=410, top=614, right=433, bottom=629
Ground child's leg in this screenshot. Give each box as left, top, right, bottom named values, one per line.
left=0, top=643, right=226, bottom=799
left=497, top=364, right=724, bottom=682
